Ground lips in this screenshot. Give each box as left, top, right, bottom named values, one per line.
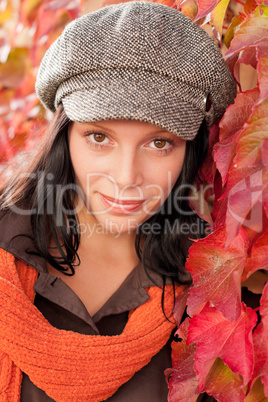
left=99, top=193, right=146, bottom=214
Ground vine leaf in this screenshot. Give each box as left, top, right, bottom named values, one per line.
left=245, top=377, right=268, bottom=401
left=211, top=0, right=230, bottom=40
left=219, top=89, right=259, bottom=142
left=262, top=138, right=268, bottom=169
left=225, top=167, right=267, bottom=245
left=224, top=6, right=268, bottom=99
left=214, top=88, right=259, bottom=186
left=257, top=46, right=268, bottom=102
left=219, top=97, right=268, bottom=244
left=200, top=124, right=219, bottom=185
left=194, top=0, right=220, bottom=21
left=225, top=7, right=268, bottom=58
left=202, top=358, right=245, bottom=401
left=168, top=322, right=245, bottom=401
left=249, top=282, right=268, bottom=396
left=244, top=231, right=268, bottom=280
left=179, top=0, right=199, bottom=20
left=224, top=13, right=245, bottom=49
left=186, top=227, right=247, bottom=321
left=188, top=303, right=257, bottom=388
left=167, top=319, right=199, bottom=401
left=234, top=98, right=268, bottom=169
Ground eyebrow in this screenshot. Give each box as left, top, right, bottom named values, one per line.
left=81, top=121, right=171, bottom=136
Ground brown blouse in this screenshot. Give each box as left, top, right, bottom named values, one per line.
left=0, top=209, right=216, bottom=401
left=20, top=263, right=175, bottom=401
left=0, top=210, right=178, bottom=401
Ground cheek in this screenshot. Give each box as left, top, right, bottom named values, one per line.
left=69, top=145, right=103, bottom=189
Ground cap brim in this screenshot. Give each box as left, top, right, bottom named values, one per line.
left=58, top=69, right=205, bottom=140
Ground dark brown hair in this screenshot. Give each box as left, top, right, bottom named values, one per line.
left=0, top=105, right=209, bottom=283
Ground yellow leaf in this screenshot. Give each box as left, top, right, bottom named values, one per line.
left=245, top=377, right=268, bottom=401
left=0, top=10, right=12, bottom=25
left=224, top=14, right=244, bottom=48
left=0, top=48, right=31, bottom=88
left=211, top=0, right=230, bottom=39
left=261, top=5, right=268, bottom=17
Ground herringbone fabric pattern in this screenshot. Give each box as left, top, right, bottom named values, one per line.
left=36, top=1, right=237, bottom=139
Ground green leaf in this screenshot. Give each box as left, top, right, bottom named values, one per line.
left=203, top=358, right=245, bottom=401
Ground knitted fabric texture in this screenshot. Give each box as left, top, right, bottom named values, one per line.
left=35, top=1, right=237, bottom=140
left=0, top=249, right=185, bottom=401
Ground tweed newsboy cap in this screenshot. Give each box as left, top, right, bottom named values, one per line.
left=36, top=1, right=237, bottom=140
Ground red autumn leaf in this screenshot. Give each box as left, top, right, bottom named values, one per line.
left=219, top=88, right=259, bottom=142
left=173, top=288, right=190, bottom=325
left=262, top=138, right=268, bottom=169
left=34, top=8, right=72, bottom=44
left=167, top=319, right=199, bottom=401
left=224, top=164, right=260, bottom=194
left=244, top=0, right=259, bottom=16
left=186, top=227, right=247, bottom=321
left=188, top=303, right=257, bottom=388
left=225, top=167, right=267, bottom=244
left=250, top=283, right=268, bottom=396
left=20, top=0, right=43, bottom=26
left=194, top=0, right=219, bottom=21
left=234, top=98, right=268, bottom=169
left=257, top=46, right=268, bottom=102
left=214, top=89, right=260, bottom=185
left=14, top=70, right=36, bottom=98
left=212, top=194, right=228, bottom=230
left=225, top=52, right=241, bottom=89
left=244, top=231, right=268, bottom=280
left=0, top=88, right=14, bottom=115
left=237, top=47, right=258, bottom=70
left=225, top=7, right=268, bottom=58
left=214, top=168, right=225, bottom=200
left=189, top=190, right=214, bottom=227
left=214, top=135, right=238, bottom=186
left=242, top=210, right=268, bottom=247
left=202, top=358, right=245, bottom=401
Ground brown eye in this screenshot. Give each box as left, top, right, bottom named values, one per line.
left=93, top=133, right=106, bottom=143
left=154, top=139, right=167, bottom=149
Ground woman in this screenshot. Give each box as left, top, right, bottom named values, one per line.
left=0, top=2, right=236, bottom=401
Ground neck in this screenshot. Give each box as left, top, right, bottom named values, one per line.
left=77, top=207, right=140, bottom=269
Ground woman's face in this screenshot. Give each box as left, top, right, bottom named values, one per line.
left=68, top=119, right=186, bottom=235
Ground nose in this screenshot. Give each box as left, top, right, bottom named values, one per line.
left=112, top=149, right=143, bottom=189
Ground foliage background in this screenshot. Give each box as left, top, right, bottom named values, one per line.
left=0, top=0, right=268, bottom=400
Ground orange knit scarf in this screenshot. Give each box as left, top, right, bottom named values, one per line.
left=0, top=249, right=185, bottom=401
